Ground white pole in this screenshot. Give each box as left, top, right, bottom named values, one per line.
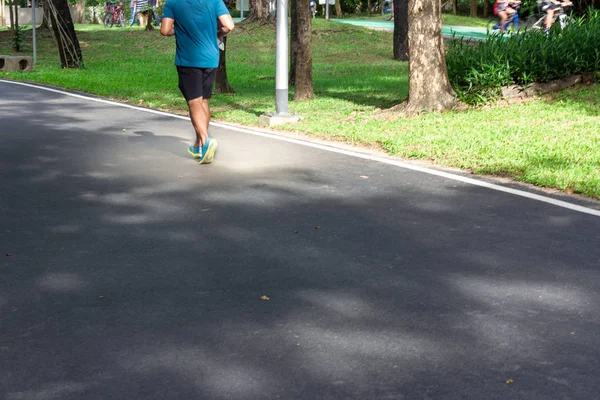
left=325, top=0, right=329, bottom=20
left=32, top=0, right=36, bottom=65
left=240, top=0, right=244, bottom=19
left=274, top=0, right=289, bottom=115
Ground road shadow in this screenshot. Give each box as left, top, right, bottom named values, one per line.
left=1, top=90, right=600, bottom=400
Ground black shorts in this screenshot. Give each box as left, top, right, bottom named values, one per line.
left=176, top=66, right=217, bottom=101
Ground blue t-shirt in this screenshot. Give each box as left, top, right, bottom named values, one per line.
left=163, top=0, right=230, bottom=68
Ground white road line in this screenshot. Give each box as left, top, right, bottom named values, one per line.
left=2, top=79, right=599, bottom=217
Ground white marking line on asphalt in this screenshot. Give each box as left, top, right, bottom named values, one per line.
left=3, top=79, right=599, bottom=218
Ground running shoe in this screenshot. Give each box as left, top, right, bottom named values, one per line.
left=188, top=145, right=201, bottom=159
left=198, top=138, right=218, bottom=165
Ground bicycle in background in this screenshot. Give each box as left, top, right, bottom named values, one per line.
left=488, top=0, right=522, bottom=32
left=382, top=0, right=393, bottom=21
left=526, top=1, right=574, bottom=32
left=103, top=1, right=127, bottom=28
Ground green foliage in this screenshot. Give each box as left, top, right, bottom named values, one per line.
left=447, top=8, right=600, bottom=104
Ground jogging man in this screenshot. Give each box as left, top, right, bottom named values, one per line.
left=160, top=0, right=234, bottom=164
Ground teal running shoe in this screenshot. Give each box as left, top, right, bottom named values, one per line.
left=198, top=138, right=218, bottom=164
left=188, top=145, right=201, bottom=159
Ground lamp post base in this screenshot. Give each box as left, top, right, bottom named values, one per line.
left=259, top=112, right=300, bottom=127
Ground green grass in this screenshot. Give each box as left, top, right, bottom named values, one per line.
left=1, top=21, right=599, bottom=199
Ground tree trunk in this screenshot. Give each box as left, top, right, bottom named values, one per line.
left=38, top=4, right=53, bottom=36
left=215, top=0, right=234, bottom=93
left=469, top=0, right=477, bottom=17
left=290, top=0, right=298, bottom=85
left=247, top=0, right=273, bottom=22
left=75, top=0, right=85, bottom=22
left=215, top=37, right=235, bottom=93
left=393, top=0, right=408, bottom=61
left=452, top=0, right=456, bottom=14
left=47, top=0, right=84, bottom=68
left=335, top=0, right=342, bottom=17
left=8, top=0, right=14, bottom=31
left=367, top=0, right=371, bottom=16
left=401, top=0, right=458, bottom=114
left=483, top=0, right=488, bottom=17
left=293, top=0, right=313, bottom=99
left=13, top=0, right=17, bottom=31
left=0, top=0, right=5, bottom=28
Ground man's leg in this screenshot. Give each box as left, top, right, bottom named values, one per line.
left=188, top=97, right=209, bottom=148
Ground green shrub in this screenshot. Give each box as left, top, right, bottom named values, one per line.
left=446, top=8, right=600, bottom=105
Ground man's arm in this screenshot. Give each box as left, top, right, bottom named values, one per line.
left=160, top=17, right=175, bottom=36
left=217, top=14, right=234, bottom=40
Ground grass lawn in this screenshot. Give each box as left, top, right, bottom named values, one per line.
left=1, top=21, right=599, bottom=200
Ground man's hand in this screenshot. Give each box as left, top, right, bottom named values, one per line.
left=218, top=14, right=235, bottom=37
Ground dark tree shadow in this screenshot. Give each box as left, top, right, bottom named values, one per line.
left=1, top=85, right=600, bottom=400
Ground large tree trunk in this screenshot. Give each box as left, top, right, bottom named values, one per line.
left=393, top=0, right=408, bottom=61
left=469, top=0, right=477, bottom=17
left=293, top=0, right=313, bottom=99
left=452, top=0, right=456, bottom=14
left=483, top=0, right=488, bottom=17
left=47, top=0, right=84, bottom=68
left=335, top=0, right=342, bottom=17
left=75, top=0, right=85, bottom=23
left=400, top=0, right=458, bottom=114
left=247, top=0, right=274, bottom=22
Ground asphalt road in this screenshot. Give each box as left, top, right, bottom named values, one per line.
left=1, top=80, right=600, bottom=400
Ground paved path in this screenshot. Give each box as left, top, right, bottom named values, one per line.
left=332, top=19, right=489, bottom=40
left=232, top=17, right=490, bottom=40
left=1, top=80, right=600, bottom=400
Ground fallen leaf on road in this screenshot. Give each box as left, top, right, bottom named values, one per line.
left=260, top=295, right=270, bottom=301
left=178, top=176, right=183, bottom=179
left=314, top=226, right=320, bottom=230
left=122, top=129, right=126, bottom=132
left=360, top=175, right=369, bottom=179
left=98, top=296, right=105, bottom=299
left=5, top=253, right=12, bottom=256
left=506, top=379, right=514, bottom=384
